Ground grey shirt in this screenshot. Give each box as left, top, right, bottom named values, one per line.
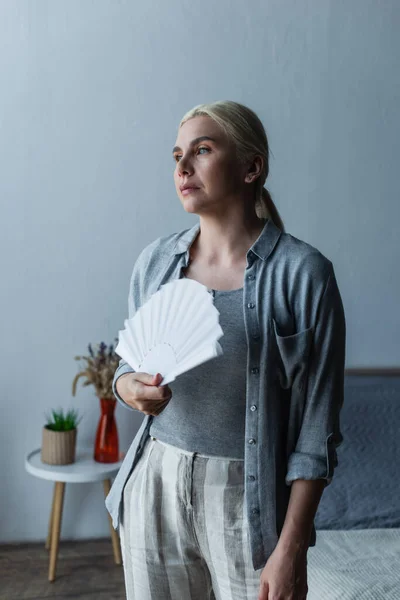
left=149, top=279, right=247, bottom=459
left=105, top=218, right=346, bottom=571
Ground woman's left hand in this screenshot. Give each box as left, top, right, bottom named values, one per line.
left=257, top=543, right=308, bottom=600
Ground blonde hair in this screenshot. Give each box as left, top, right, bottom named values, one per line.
left=179, top=100, right=285, bottom=232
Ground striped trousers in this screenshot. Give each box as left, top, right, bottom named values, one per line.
left=120, top=434, right=265, bottom=600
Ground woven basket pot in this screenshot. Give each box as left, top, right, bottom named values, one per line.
left=41, top=427, right=77, bottom=465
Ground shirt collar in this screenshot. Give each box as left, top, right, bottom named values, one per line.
left=172, top=218, right=282, bottom=261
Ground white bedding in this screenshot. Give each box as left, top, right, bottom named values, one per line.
left=307, top=529, right=400, bottom=600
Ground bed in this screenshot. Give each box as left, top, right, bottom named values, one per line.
left=307, top=372, right=400, bottom=600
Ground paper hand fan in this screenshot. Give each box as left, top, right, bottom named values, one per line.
left=115, top=278, right=224, bottom=385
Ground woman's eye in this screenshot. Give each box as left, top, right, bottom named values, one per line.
left=173, top=147, right=209, bottom=162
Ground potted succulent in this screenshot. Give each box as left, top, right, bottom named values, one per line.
left=41, top=408, right=82, bottom=465
left=72, top=340, right=121, bottom=463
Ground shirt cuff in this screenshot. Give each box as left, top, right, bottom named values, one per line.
left=285, top=433, right=338, bottom=486
left=112, top=364, right=136, bottom=411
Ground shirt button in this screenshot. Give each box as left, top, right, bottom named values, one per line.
left=247, top=302, right=255, bottom=309
left=251, top=508, right=259, bottom=515
left=252, top=334, right=260, bottom=341
left=248, top=438, right=256, bottom=445
left=251, top=367, right=259, bottom=374
left=250, top=405, right=257, bottom=411
left=247, top=274, right=255, bottom=280
left=248, top=475, right=256, bottom=481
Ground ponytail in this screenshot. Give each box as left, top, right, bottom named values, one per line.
left=256, top=187, right=285, bottom=232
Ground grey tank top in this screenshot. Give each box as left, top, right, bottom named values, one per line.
left=149, top=274, right=247, bottom=459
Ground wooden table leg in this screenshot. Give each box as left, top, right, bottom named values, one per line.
left=103, top=479, right=122, bottom=565
left=45, top=482, right=57, bottom=550
left=48, top=481, right=65, bottom=582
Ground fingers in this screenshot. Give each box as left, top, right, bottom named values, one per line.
left=133, top=372, right=163, bottom=386
left=257, top=581, right=269, bottom=600
left=145, top=384, right=172, bottom=401
left=126, top=372, right=172, bottom=415
left=125, top=394, right=170, bottom=415
left=142, top=399, right=170, bottom=416
left=132, top=373, right=172, bottom=401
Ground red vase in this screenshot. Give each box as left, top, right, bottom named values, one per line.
left=94, top=397, right=119, bottom=463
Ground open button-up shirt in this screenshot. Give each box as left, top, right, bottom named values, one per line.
left=105, top=217, right=346, bottom=571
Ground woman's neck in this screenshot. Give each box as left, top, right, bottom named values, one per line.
left=191, top=215, right=266, bottom=268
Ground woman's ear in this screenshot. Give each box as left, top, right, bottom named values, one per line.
left=245, top=154, right=263, bottom=183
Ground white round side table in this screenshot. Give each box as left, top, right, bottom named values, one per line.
left=25, top=446, right=124, bottom=582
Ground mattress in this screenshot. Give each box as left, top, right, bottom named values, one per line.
left=307, top=528, right=400, bottom=600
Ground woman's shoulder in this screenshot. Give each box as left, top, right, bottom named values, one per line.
left=278, top=229, right=333, bottom=280
left=276, top=231, right=341, bottom=327
left=144, top=225, right=194, bottom=254
left=134, top=224, right=195, bottom=270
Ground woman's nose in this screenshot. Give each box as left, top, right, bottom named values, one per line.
left=177, top=156, right=192, bottom=176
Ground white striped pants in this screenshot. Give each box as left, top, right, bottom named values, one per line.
left=120, top=434, right=265, bottom=600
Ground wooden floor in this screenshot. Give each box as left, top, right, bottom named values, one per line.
left=0, top=538, right=126, bottom=600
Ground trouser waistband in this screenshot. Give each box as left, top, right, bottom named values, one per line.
left=149, top=435, right=244, bottom=461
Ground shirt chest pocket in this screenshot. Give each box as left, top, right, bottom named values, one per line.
left=271, top=318, right=314, bottom=391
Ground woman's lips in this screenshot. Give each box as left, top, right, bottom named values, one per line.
left=181, top=187, right=199, bottom=196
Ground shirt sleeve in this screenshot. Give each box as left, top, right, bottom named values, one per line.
left=285, top=262, right=346, bottom=486
left=112, top=248, right=148, bottom=411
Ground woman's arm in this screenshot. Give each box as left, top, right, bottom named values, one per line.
left=113, top=245, right=149, bottom=410
left=257, top=262, right=346, bottom=599
left=258, top=479, right=325, bottom=600
left=285, top=261, right=346, bottom=486
left=276, top=478, right=326, bottom=553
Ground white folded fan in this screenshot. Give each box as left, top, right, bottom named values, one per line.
left=115, top=278, right=224, bottom=385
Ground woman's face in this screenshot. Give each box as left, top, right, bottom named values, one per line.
left=173, top=116, right=245, bottom=215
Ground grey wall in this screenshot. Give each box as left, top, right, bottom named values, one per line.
left=1, top=0, right=399, bottom=542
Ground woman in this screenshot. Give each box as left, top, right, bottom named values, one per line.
left=106, top=100, right=346, bottom=600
